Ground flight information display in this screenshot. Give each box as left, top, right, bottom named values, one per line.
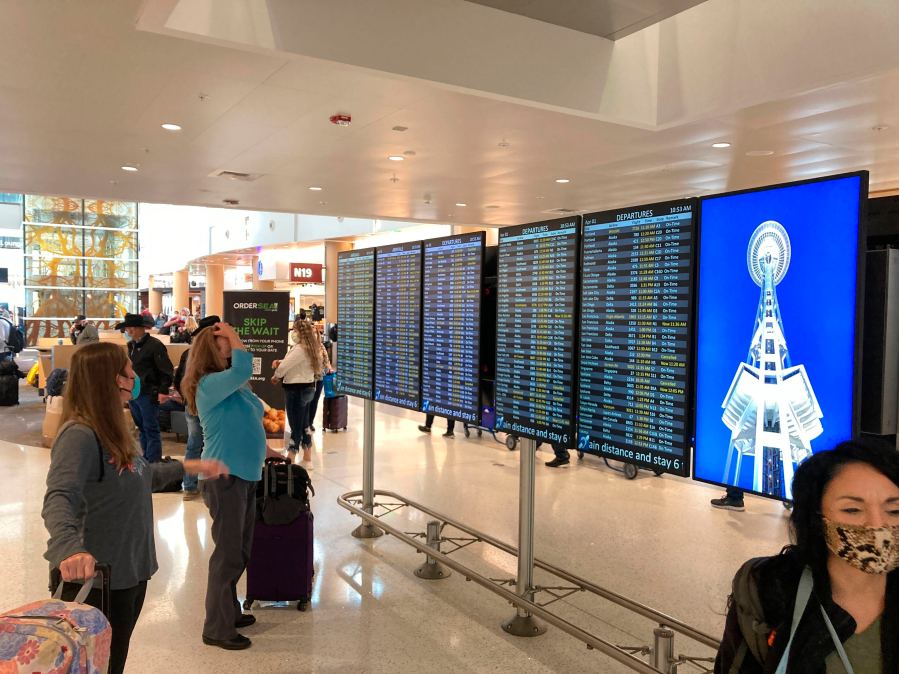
left=336, top=248, right=375, bottom=398
left=494, top=218, right=579, bottom=444
left=576, top=199, right=696, bottom=476
left=421, top=232, right=484, bottom=423
left=374, top=242, right=422, bottom=410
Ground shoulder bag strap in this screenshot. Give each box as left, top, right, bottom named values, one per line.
left=819, top=605, right=854, bottom=674
left=775, top=568, right=855, bottom=674
left=774, top=567, right=815, bottom=674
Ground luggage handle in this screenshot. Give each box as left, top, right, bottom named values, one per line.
left=52, top=574, right=95, bottom=604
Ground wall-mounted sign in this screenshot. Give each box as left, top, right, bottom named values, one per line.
left=289, top=262, right=324, bottom=284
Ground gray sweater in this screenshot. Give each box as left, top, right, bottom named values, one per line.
left=42, top=423, right=158, bottom=590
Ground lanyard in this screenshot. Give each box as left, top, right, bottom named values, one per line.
left=775, top=567, right=853, bottom=674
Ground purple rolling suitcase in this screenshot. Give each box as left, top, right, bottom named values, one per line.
left=245, top=512, right=314, bottom=611
left=245, top=459, right=314, bottom=611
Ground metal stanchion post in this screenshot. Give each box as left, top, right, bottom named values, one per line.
left=502, top=437, right=546, bottom=637
left=352, top=398, right=384, bottom=538
left=414, top=519, right=452, bottom=579
left=652, top=627, right=675, bottom=674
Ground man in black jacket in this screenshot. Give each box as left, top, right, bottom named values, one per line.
left=117, top=313, right=173, bottom=463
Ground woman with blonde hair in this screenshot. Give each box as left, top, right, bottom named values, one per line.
left=272, top=319, right=322, bottom=464
left=181, top=322, right=267, bottom=651
left=42, top=342, right=228, bottom=674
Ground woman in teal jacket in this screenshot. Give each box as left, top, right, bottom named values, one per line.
left=182, top=322, right=267, bottom=651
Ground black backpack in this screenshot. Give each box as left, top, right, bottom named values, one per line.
left=256, top=458, right=314, bottom=525
left=45, top=368, right=68, bottom=397
left=3, top=318, right=24, bottom=353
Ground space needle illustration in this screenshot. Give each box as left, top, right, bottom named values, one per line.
left=720, top=221, right=823, bottom=499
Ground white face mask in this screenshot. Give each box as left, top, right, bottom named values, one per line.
left=823, top=517, right=899, bottom=574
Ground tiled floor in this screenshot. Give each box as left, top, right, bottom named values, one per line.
left=0, top=386, right=791, bottom=673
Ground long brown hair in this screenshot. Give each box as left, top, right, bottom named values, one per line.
left=181, top=327, right=228, bottom=414
left=294, top=320, right=322, bottom=372
left=61, top=342, right=137, bottom=470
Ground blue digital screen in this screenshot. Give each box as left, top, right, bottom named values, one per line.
left=693, top=174, right=865, bottom=500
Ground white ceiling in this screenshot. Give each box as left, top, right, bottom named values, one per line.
left=0, top=0, right=898, bottom=230
left=462, top=0, right=708, bottom=39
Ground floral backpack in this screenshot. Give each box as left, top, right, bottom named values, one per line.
left=0, top=576, right=111, bottom=673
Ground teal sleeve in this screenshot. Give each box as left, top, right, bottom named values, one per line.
left=197, top=349, right=253, bottom=411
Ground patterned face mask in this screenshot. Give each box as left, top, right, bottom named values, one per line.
left=822, top=517, right=899, bottom=574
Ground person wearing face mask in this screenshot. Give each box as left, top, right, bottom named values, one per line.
left=116, top=313, right=173, bottom=464
left=180, top=322, right=268, bottom=651
left=715, top=437, right=899, bottom=674
left=41, top=342, right=228, bottom=674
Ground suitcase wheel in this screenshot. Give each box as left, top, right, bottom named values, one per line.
left=243, top=598, right=254, bottom=610
left=297, top=600, right=308, bottom=611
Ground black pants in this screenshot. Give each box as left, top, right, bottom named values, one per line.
left=726, top=486, right=744, bottom=500
left=202, top=476, right=256, bottom=640
left=424, top=414, right=455, bottom=432
left=552, top=443, right=570, bottom=461
left=306, top=379, right=324, bottom=429
left=85, top=581, right=147, bottom=674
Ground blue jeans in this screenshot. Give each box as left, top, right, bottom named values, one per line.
left=129, top=393, right=162, bottom=463
left=284, top=385, right=315, bottom=451
left=183, top=411, right=205, bottom=491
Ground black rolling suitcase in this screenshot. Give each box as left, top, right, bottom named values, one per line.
left=0, top=374, right=18, bottom=406
left=323, top=395, right=347, bottom=431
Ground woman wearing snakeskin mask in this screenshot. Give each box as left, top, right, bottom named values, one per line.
left=715, top=438, right=899, bottom=674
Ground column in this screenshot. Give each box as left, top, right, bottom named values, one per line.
left=148, top=275, right=163, bottom=315
left=204, top=263, right=224, bottom=318
left=251, top=256, right=274, bottom=291
left=324, top=241, right=352, bottom=325
left=172, top=268, right=189, bottom=312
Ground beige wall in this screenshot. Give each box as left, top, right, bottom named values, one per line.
left=324, top=241, right=352, bottom=325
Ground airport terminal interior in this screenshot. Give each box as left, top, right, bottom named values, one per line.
left=3, top=1, right=899, bottom=673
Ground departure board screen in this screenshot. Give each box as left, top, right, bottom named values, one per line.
left=494, top=218, right=579, bottom=444
left=576, top=199, right=696, bottom=476
left=336, top=248, right=375, bottom=398
left=421, top=232, right=484, bottom=423
left=374, top=242, right=422, bottom=410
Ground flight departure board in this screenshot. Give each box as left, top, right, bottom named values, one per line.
left=336, top=248, right=375, bottom=398
left=421, top=232, right=484, bottom=423
left=494, top=218, right=579, bottom=444
left=374, top=242, right=422, bottom=410
left=576, top=199, right=696, bottom=476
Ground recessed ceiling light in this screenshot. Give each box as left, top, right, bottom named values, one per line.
left=403, top=150, right=416, bottom=156
left=555, top=178, right=570, bottom=184
left=746, top=150, right=775, bottom=157
left=388, top=155, right=404, bottom=161
left=535, top=196, right=545, bottom=200
left=120, top=165, right=139, bottom=172
left=161, top=123, right=182, bottom=131
left=872, top=125, right=890, bottom=132
left=486, top=205, right=500, bottom=209
left=455, top=202, right=467, bottom=207
left=392, top=125, right=408, bottom=132
left=308, top=186, right=323, bottom=191
left=712, top=142, right=732, bottom=148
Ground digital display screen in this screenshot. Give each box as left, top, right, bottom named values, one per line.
left=374, top=242, right=422, bottom=410
left=694, top=173, right=866, bottom=500
left=576, top=200, right=696, bottom=477
left=494, top=218, right=579, bottom=444
left=336, top=248, right=375, bottom=398
left=421, top=232, right=484, bottom=423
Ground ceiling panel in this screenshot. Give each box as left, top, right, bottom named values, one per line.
left=462, top=0, right=708, bottom=39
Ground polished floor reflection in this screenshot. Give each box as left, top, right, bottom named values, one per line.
left=0, top=392, right=790, bottom=673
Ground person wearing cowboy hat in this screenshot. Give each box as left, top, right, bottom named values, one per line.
left=116, top=313, right=173, bottom=463
left=171, top=315, right=219, bottom=499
